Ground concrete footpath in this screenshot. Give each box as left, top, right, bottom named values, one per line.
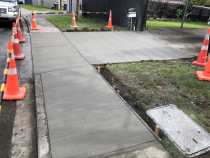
left=31, top=18, right=170, bottom=157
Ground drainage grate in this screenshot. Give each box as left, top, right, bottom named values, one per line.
left=147, top=104, right=210, bottom=157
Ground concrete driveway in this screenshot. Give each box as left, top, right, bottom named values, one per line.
left=64, top=31, right=192, bottom=65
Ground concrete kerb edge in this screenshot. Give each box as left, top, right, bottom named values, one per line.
left=35, top=73, right=51, bottom=158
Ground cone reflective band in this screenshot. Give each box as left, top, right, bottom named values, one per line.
left=192, top=29, right=210, bottom=67
left=17, top=22, right=26, bottom=43
left=106, top=10, right=113, bottom=29
left=13, top=33, right=25, bottom=60
left=71, top=9, right=78, bottom=28
left=3, top=43, right=26, bottom=100
left=31, top=9, right=39, bottom=30
left=196, top=55, right=210, bottom=81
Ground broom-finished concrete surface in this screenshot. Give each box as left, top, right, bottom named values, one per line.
left=31, top=18, right=170, bottom=158
left=64, top=32, right=192, bottom=65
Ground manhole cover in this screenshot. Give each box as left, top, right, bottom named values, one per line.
left=147, top=104, right=210, bottom=157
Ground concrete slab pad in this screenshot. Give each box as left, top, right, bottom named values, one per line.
left=64, top=32, right=193, bottom=65
left=41, top=66, right=156, bottom=158
left=147, top=105, right=210, bottom=157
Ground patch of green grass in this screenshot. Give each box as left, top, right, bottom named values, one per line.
left=147, top=20, right=210, bottom=29
left=46, top=16, right=125, bottom=32
left=106, top=60, right=210, bottom=157
left=20, top=4, right=57, bottom=11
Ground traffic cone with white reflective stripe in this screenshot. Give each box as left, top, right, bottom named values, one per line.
left=196, top=55, right=210, bottom=81
left=16, top=20, right=26, bottom=43
left=11, top=22, right=16, bottom=42
left=13, top=32, right=25, bottom=60
left=31, top=9, right=39, bottom=30
left=192, top=29, right=210, bottom=66
left=71, top=9, right=78, bottom=28
left=106, top=10, right=113, bottom=29
left=3, top=42, right=26, bottom=100
left=12, top=22, right=16, bottom=31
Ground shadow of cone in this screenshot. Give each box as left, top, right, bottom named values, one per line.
left=192, top=29, right=210, bottom=66
left=3, top=42, right=26, bottom=100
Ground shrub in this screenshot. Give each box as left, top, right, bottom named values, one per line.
left=154, top=14, right=158, bottom=19
left=176, top=9, right=183, bottom=19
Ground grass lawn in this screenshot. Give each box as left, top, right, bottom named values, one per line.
left=105, top=60, right=210, bottom=157
left=20, top=4, right=57, bottom=11
left=147, top=20, right=210, bottom=29
left=46, top=16, right=125, bottom=32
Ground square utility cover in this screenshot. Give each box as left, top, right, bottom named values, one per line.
left=147, top=104, right=210, bottom=157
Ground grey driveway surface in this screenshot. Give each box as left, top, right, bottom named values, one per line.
left=64, top=31, right=192, bottom=65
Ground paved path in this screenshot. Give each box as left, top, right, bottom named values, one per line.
left=64, top=32, right=192, bottom=65
left=31, top=18, right=170, bottom=158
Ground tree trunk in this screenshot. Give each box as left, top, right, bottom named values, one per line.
left=76, top=0, right=80, bottom=21
left=41, top=0, right=43, bottom=8
left=135, top=0, right=149, bottom=31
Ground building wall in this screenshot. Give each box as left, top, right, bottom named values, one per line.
left=33, top=0, right=65, bottom=10
left=32, top=0, right=82, bottom=11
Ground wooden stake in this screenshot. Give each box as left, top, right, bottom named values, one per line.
left=97, top=66, right=101, bottom=73
left=155, top=125, right=160, bottom=136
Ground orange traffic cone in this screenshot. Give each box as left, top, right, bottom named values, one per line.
left=196, top=56, right=210, bottom=81
left=16, top=18, right=26, bottom=43
left=12, top=22, right=16, bottom=31
left=13, top=32, right=25, bottom=60
left=192, top=29, right=210, bottom=67
left=106, top=10, right=113, bottom=29
left=3, top=42, right=26, bottom=100
left=31, top=9, right=39, bottom=30
left=71, top=9, right=78, bottom=28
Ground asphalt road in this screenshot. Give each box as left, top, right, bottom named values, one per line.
left=0, top=19, right=37, bottom=158
left=0, top=20, right=17, bottom=158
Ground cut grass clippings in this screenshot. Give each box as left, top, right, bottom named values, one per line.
left=105, top=60, right=210, bottom=158
left=46, top=16, right=125, bottom=32
left=20, top=4, right=57, bottom=11
left=147, top=20, right=210, bottom=30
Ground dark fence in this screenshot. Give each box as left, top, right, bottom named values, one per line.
left=148, top=2, right=210, bottom=22
left=190, top=6, right=210, bottom=21
left=82, top=0, right=148, bottom=31
left=147, top=2, right=184, bottom=19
